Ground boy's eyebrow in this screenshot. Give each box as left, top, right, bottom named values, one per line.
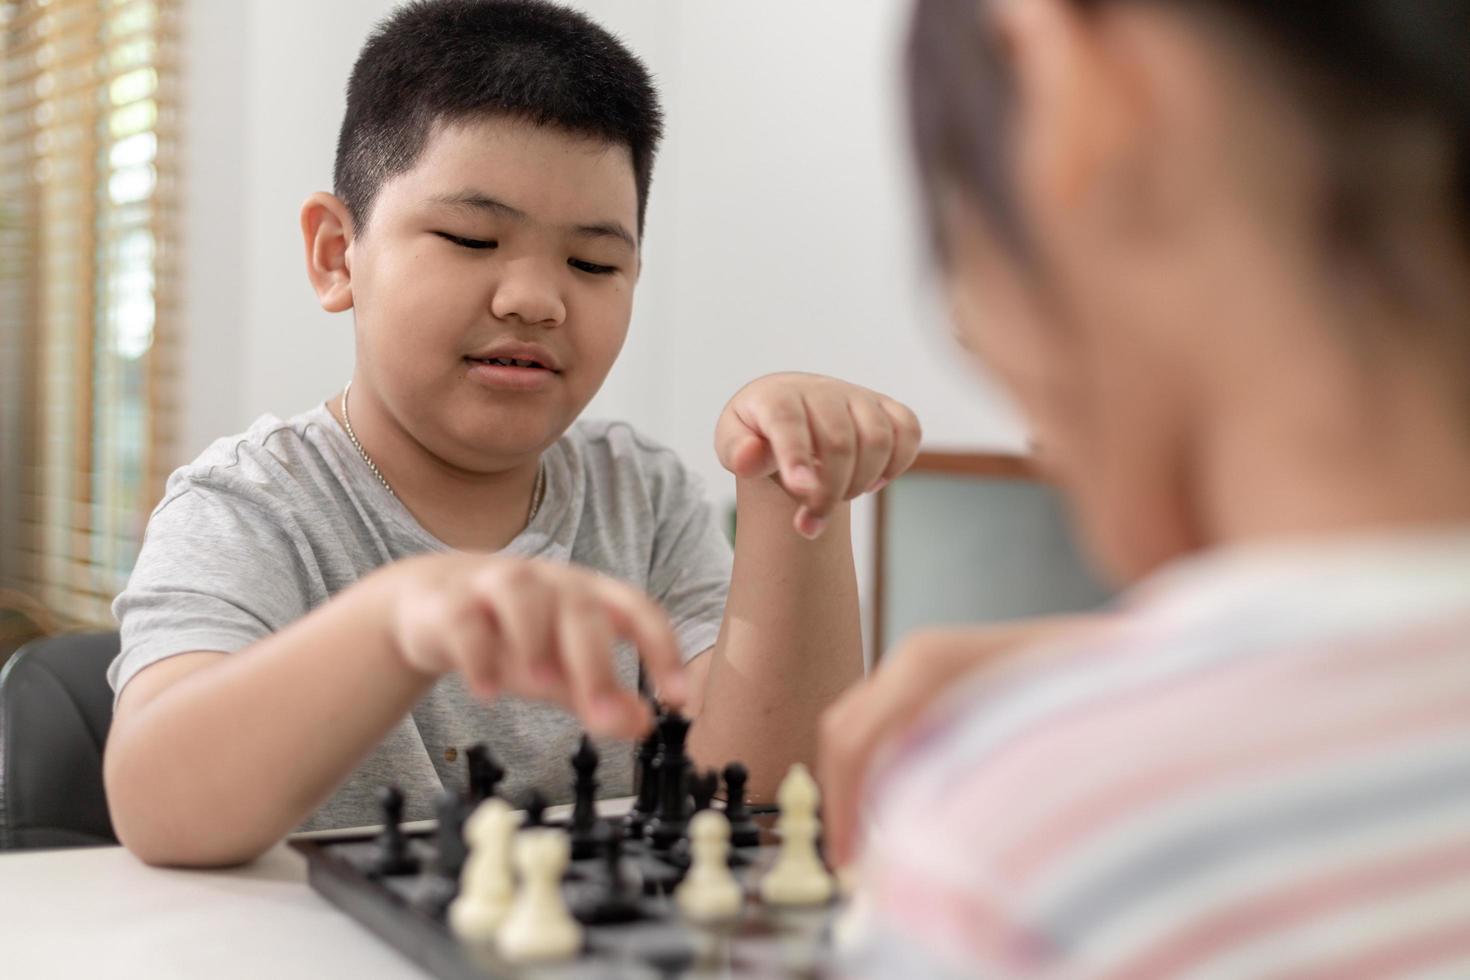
left=570, top=221, right=636, bottom=251
left=429, top=191, right=527, bottom=221
left=429, top=191, right=636, bottom=251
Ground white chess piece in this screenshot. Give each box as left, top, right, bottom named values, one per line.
left=496, top=829, right=583, bottom=963
left=676, top=809, right=744, bottom=924
left=449, top=799, right=516, bottom=942
left=831, top=865, right=873, bottom=954
left=759, top=763, right=834, bottom=907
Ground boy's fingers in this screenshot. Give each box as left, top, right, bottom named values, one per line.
left=588, top=575, right=687, bottom=708
left=556, top=594, right=644, bottom=738
left=445, top=597, right=504, bottom=700
left=747, top=395, right=820, bottom=498
left=878, top=398, right=923, bottom=484
left=802, top=392, right=858, bottom=523
left=394, top=588, right=456, bottom=677
left=479, top=563, right=561, bottom=698
left=845, top=397, right=896, bottom=500
left=730, top=433, right=777, bottom=480
left=714, top=412, right=779, bottom=479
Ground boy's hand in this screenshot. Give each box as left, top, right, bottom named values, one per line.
left=715, top=372, right=922, bottom=538
left=817, top=616, right=1109, bottom=868
left=387, top=554, right=685, bottom=739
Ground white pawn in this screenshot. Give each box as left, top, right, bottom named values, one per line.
left=449, top=799, right=516, bottom=942
left=760, top=763, right=834, bottom=907
left=676, top=809, right=744, bottom=924
left=831, top=865, right=873, bottom=955
left=496, top=829, right=583, bottom=963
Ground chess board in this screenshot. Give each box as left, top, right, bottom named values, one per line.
left=292, top=813, right=844, bottom=979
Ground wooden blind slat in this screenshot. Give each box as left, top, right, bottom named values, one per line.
left=1, top=0, right=179, bottom=627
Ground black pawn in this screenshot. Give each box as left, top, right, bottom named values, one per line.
left=723, top=762, right=760, bottom=848
left=570, top=735, right=600, bottom=859
left=524, top=789, right=549, bottom=828
left=646, top=711, right=692, bottom=851
left=369, top=785, right=418, bottom=877
left=625, top=724, right=661, bottom=837
left=464, top=742, right=504, bottom=807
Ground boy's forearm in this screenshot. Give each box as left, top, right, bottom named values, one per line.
left=104, top=566, right=435, bottom=866
left=688, top=476, right=864, bottom=801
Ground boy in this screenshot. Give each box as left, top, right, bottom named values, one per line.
left=104, top=0, right=920, bottom=867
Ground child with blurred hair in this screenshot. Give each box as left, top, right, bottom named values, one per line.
left=823, top=1, right=1470, bottom=975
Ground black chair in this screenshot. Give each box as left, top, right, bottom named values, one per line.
left=0, top=631, right=120, bottom=849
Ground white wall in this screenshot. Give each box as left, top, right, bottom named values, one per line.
left=180, top=0, right=1028, bottom=647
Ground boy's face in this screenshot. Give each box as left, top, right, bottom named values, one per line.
left=344, top=116, right=640, bottom=471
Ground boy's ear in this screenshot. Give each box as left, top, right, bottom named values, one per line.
left=301, top=192, right=355, bottom=313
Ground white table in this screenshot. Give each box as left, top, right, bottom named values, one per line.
left=0, top=798, right=633, bottom=979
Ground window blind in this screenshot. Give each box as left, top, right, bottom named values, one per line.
left=0, top=0, right=179, bottom=627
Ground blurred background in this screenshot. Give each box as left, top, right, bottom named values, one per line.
left=0, top=0, right=1034, bottom=655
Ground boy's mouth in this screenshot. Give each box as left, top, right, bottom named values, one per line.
left=463, top=341, right=563, bottom=374
left=467, top=356, right=552, bottom=370
left=464, top=345, right=562, bottom=393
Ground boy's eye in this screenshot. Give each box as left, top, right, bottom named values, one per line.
left=569, top=258, right=617, bottom=276
left=435, top=232, right=497, bottom=250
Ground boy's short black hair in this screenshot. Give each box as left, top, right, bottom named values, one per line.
left=335, top=0, right=664, bottom=237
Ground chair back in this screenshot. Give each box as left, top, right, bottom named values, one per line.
left=0, top=631, right=120, bottom=849
left=873, top=453, right=1110, bottom=657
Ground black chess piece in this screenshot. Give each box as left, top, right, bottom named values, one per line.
left=464, top=742, right=504, bottom=807
left=690, top=768, right=720, bottom=813
left=723, top=761, right=761, bottom=848
left=414, top=787, right=467, bottom=916
left=368, top=785, right=419, bottom=877
left=524, top=789, right=549, bottom=828
left=624, top=723, right=661, bottom=837
left=573, top=822, right=644, bottom=924
left=570, top=734, right=601, bottom=859
left=646, top=710, right=692, bottom=851
left=433, top=787, right=468, bottom=879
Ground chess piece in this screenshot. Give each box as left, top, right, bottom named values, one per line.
left=759, top=764, right=834, bottom=907
left=434, top=787, right=469, bottom=881
left=497, top=829, right=583, bottom=963
left=368, top=785, right=418, bottom=876
left=464, top=743, right=505, bottom=807
left=625, top=724, right=661, bottom=837
left=413, top=787, right=469, bottom=916
left=667, top=769, right=725, bottom=871
left=524, top=790, right=549, bottom=828
left=722, top=762, right=761, bottom=848
left=574, top=822, right=643, bottom=924
left=830, top=865, right=872, bottom=955
left=690, top=768, right=719, bottom=813
left=569, top=735, right=600, bottom=859
left=675, top=810, right=743, bottom=925
left=449, top=799, right=517, bottom=941
left=646, top=711, right=692, bottom=851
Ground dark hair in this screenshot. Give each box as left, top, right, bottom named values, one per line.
left=335, top=0, right=664, bottom=237
left=907, top=0, right=1470, bottom=260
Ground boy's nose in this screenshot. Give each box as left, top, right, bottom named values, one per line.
left=490, top=266, right=566, bottom=327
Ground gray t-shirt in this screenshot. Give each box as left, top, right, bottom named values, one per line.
left=110, top=405, right=732, bottom=830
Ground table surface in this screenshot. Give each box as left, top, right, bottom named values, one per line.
left=0, top=798, right=632, bottom=980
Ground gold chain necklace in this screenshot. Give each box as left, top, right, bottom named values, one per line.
left=340, top=380, right=547, bottom=520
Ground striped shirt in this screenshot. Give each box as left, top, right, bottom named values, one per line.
left=849, top=532, right=1470, bottom=979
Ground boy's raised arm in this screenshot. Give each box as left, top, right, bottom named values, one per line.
left=686, top=373, right=921, bottom=800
